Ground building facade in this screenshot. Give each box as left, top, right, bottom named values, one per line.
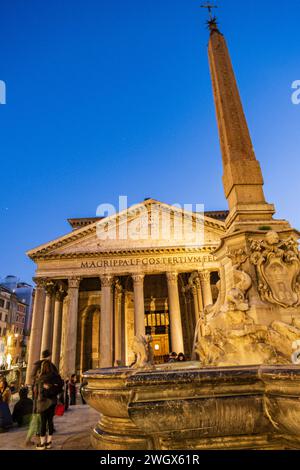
left=0, top=285, right=27, bottom=367
left=0, top=287, right=10, bottom=338
left=26, top=200, right=227, bottom=382
left=0, top=276, right=34, bottom=335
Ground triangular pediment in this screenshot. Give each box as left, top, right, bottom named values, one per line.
left=27, top=199, right=225, bottom=260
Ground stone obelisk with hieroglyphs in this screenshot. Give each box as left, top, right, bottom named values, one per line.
left=207, top=17, right=289, bottom=233
left=191, top=13, right=300, bottom=365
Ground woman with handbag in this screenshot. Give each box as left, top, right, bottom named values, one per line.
left=35, top=361, right=59, bottom=450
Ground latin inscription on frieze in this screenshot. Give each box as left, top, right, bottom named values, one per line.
left=81, top=255, right=215, bottom=270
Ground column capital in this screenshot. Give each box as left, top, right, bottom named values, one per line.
left=166, top=272, right=178, bottom=283
left=194, top=277, right=201, bottom=289
left=45, top=280, right=56, bottom=296
left=198, top=271, right=211, bottom=282
left=132, top=274, right=145, bottom=284
left=55, top=286, right=67, bottom=302
left=33, top=277, right=46, bottom=289
left=100, top=275, right=114, bottom=288
left=68, top=277, right=81, bottom=289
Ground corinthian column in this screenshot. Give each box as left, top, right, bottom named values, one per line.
left=195, top=277, right=204, bottom=313
left=25, top=279, right=46, bottom=385
left=61, top=277, right=80, bottom=378
left=166, top=272, right=184, bottom=354
left=199, top=271, right=213, bottom=308
left=191, top=285, right=199, bottom=324
left=114, top=279, right=123, bottom=366
left=132, top=274, right=145, bottom=337
left=41, top=281, right=55, bottom=353
left=52, top=286, right=66, bottom=369
left=100, top=275, right=114, bottom=368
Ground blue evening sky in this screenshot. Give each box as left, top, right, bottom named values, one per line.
left=0, top=0, right=299, bottom=284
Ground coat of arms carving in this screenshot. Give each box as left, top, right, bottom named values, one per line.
left=250, top=231, right=300, bottom=308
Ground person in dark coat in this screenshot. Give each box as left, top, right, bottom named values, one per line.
left=31, top=349, right=58, bottom=429
left=0, top=387, right=13, bottom=432
left=35, top=361, right=59, bottom=450
left=69, top=374, right=77, bottom=406
left=177, top=353, right=186, bottom=362
left=12, top=387, right=33, bottom=427
left=64, top=379, right=70, bottom=411
left=168, top=352, right=178, bottom=363
left=31, top=350, right=58, bottom=388
left=79, top=379, right=87, bottom=405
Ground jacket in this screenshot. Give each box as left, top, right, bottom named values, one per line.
left=36, top=372, right=58, bottom=413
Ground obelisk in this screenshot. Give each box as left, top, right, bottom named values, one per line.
left=207, top=16, right=289, bottom=233
left=204, top=12, right=297, bottom=327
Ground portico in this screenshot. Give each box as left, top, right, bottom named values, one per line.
left=25, top=200, right=226, bottom=383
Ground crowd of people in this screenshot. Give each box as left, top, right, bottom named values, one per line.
left=167, top=352, right=186, bottom=363
left=0, top=349, right=87, bottom=450
left=1, top=349, right=188, bottom=447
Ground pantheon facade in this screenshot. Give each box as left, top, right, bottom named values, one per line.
left=26, top=200, right=227, bottom=382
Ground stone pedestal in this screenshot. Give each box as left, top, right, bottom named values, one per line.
left=194, top=228, right=300, bottom=368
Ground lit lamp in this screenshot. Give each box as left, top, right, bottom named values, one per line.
left=154, top=344, right=160, bottom=351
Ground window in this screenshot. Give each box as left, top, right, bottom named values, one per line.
left=0, top=299, right=4, bottom=308
left=6, top=301, right=10, bottom=310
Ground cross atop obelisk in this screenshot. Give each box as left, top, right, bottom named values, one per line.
left=201, top=2, right=219, bottom=30
left=200, top=2, right=218, bottom=20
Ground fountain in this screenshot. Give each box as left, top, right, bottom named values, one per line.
left=82, top=15, right=300, bottom=450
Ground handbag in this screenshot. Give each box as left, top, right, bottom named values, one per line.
left=55, top=403, right=65, bottom=417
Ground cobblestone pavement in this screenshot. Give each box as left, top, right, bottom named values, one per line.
left=0, top=404, right=99, bottom=450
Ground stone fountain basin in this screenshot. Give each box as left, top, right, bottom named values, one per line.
left=82, top=364, right=300, bottom=450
